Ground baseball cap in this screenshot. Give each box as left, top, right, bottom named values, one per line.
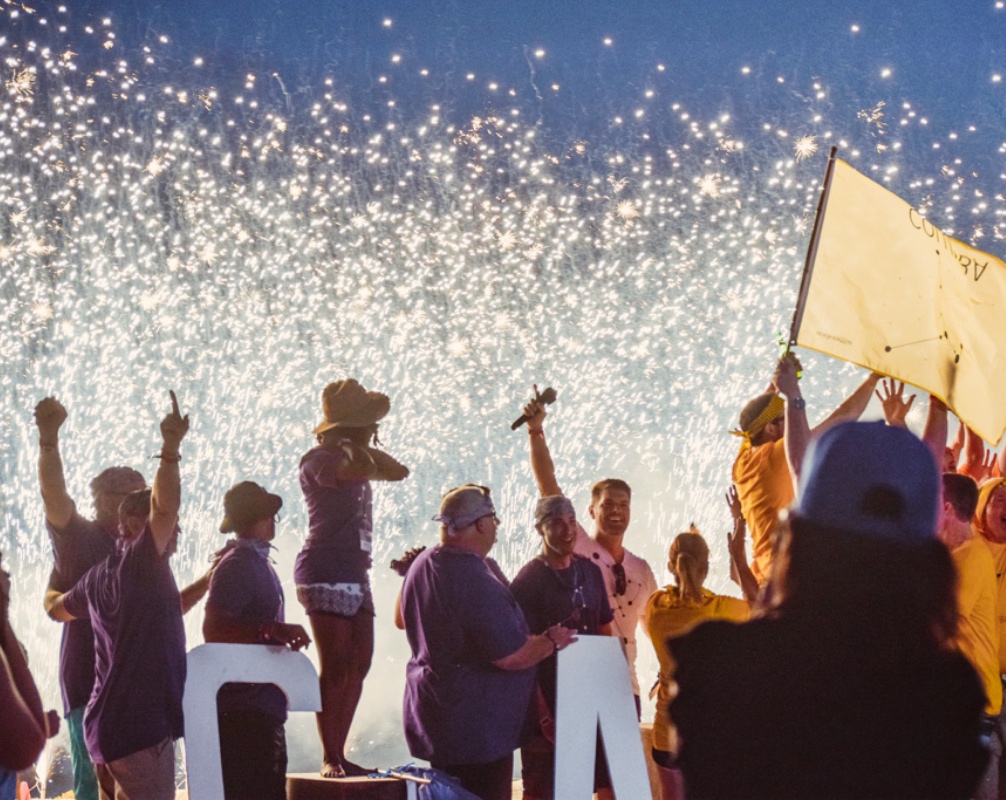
left=794, top=420, right=938, bottom=545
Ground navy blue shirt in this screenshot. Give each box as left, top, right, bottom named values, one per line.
left=46, top=511, right=118, bottom=715
left=510, top=555, right=613, bottom=714
left=401, top=545, right=535, bottom=765
left=62, top=523, right=185, bottom=764
left=206, top=539, right=288, bottom=723
left=295, top=445, right=372, bottom=585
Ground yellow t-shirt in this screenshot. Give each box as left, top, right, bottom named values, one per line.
left=952, top=537, right=1002, bottom=716
left=976, top=536, right=1006, bottom=677
left=732, top=437, right=794, bottom=585
left=645, top=587, right=750, bottom=752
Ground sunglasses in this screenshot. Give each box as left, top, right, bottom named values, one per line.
left=612, top=563, right=627, bottom=596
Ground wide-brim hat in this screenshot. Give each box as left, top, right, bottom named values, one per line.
left=220, top=481, right=283, bottom=533
left=313, top=379, right=390, bottom=435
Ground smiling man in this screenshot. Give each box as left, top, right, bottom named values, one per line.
left=521, top=390, right=657, bottom=711
left=509, top=495, right=614, bottom=800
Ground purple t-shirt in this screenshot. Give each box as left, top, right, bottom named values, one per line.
left=295, top=445, right=372, bottom=585
left=62, top=523, right=186, bottom=764
left=401, top=545, right=535, bottom=765
left=510, top=555, right=613, bottom=714
left=46, top=511, right=118, bottom=715
left=206, top=539, right=288, bottom=723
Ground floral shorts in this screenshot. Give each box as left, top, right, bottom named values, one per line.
left=296, top=582, right=374, bottom=618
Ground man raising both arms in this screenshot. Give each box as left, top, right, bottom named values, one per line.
left=521, top=389, right=657, bottom=711
left=732, top=355, right=881, bottom=587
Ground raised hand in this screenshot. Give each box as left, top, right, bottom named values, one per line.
left=34, top=397, right=67, bottom=439
left=876, top=379, right=915, bottom=428
left=725, top=485, right=744, bottom=525
left=772, top=353, right=802, bottom=399
left=523, top=384, right=547, bottom=431
left=160, top=390, right=190, bottom=451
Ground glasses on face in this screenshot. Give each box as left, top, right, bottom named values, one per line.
left=612, top=563, right=627, bottom=596
left=478, top=512, right=500, bottom=526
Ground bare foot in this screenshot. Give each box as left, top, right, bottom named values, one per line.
left=342, top=761, right=375, bottom=777
left=320, top=761, right=346, bottom=779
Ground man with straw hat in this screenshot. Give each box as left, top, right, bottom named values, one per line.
left=295, top=379, right=409, bottom=779
left=731, top=354, right=879, bottom=586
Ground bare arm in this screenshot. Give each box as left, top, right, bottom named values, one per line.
left=331, top=445, right=410, bottom=483
left=523, top=388, right=563, bottom=497
left=598, top=622, right=613, bottom=637
left=0, top=572, right=48, bottom=770
left=492, top=625, right=576, bottom=671
left=179, top=567, right=214, bottom=615
left=773, top=355, right=811, bottom=482
left=150, top=391, right=189, bottom=556
left=961, top=426, right=990, bottom=481
left=203, top=609, right=311, bottom=650
left=726, top=486, right=760, bottom=603
left=34, top=397, right=74, bottom=530
left=46, top=593, right=75, bottom=623
left=394, top=586, right=405, bottom=630
left=810, top=371, right=882, bottom=437
left=922, top=396, right=948, bottom=472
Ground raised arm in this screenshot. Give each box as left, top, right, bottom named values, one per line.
left=523, top=387, right=563, bottom=498
left=876, top=379, right=916, bottom=429
left=810, top=371, right=882, bottom=437
left=773, top=355, right=811, bottom=482
left=34, top=397, right=74, bottom=530
left=725, top=486, right=760, bottom=603
left=922, top=396, right=948, bottom=472
left=150, top=391, right=189, bottom=555
left=960, top=426, right=996, bottom=483
left=332, top=445, right=410, bottom=483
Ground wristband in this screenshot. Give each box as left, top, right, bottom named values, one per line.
left=39, top=441, right=57, bottom=452
left=528, top=429, right=545, bottom=439
left=152, top=452, right=182, bottom=463
left=788, top=396, right=806, bottom=411
left=258, top=622, right=276, bottom=644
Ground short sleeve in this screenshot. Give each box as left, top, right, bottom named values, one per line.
left=460, top=569, right=529, bottom=663
left=300, top=447, right=348, bottom=489
left=61, top=577, right=91, bottom=621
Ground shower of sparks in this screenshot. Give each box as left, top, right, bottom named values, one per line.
left=794, top=135, right=819, bottom=162
left=858, top=100, right=888, bottom=133
left=1, top=3, right=1004, bottom=765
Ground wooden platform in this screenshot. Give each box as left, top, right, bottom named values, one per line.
left=286, top=774, right=408, bottom=800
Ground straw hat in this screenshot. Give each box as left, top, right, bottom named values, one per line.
left=313, top=379, right=390, bottom=435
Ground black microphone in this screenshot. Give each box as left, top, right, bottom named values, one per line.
left=511, top=387, right=558, bottom=430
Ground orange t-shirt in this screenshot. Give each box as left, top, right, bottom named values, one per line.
left=733, top=437, right=794, bottom=585
left=952, top=537, right=1002, bottom=716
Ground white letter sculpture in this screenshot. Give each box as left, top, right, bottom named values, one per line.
left=184, top=643, right=322, bottom=800
left=555, top=636, right=650, bottom=798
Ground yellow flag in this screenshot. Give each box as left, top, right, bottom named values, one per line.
left=793, top=157, right=1006, bottom=444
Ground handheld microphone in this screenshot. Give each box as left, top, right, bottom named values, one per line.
left=511, top=387, right=558, bottom=430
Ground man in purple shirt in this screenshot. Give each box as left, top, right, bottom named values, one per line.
left=35, top=396, right=146, bottom=800
left=203, top=481, right=311, bottom=800
left=401, top=484, right=575, bottom=800
left=48, top=391, right=190, bottom=800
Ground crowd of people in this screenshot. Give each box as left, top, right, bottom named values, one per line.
left=1, top=360, right=1004, bottom=800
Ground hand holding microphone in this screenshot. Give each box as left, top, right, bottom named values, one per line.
left=512, top=385, right=557, bottom=430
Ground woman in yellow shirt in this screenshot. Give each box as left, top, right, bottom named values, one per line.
left=645, top=488, right=754, bottom=800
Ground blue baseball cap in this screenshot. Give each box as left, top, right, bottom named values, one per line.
left=795, top=420, right=938, bottom=545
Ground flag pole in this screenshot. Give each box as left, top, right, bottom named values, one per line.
left=789, top=146, right=838, bottom=347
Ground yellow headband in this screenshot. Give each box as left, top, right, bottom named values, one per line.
left=730, top=395, right=785, bottom=440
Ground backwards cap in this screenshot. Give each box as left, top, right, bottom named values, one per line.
left=795, top=420, right=938, bottom=545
